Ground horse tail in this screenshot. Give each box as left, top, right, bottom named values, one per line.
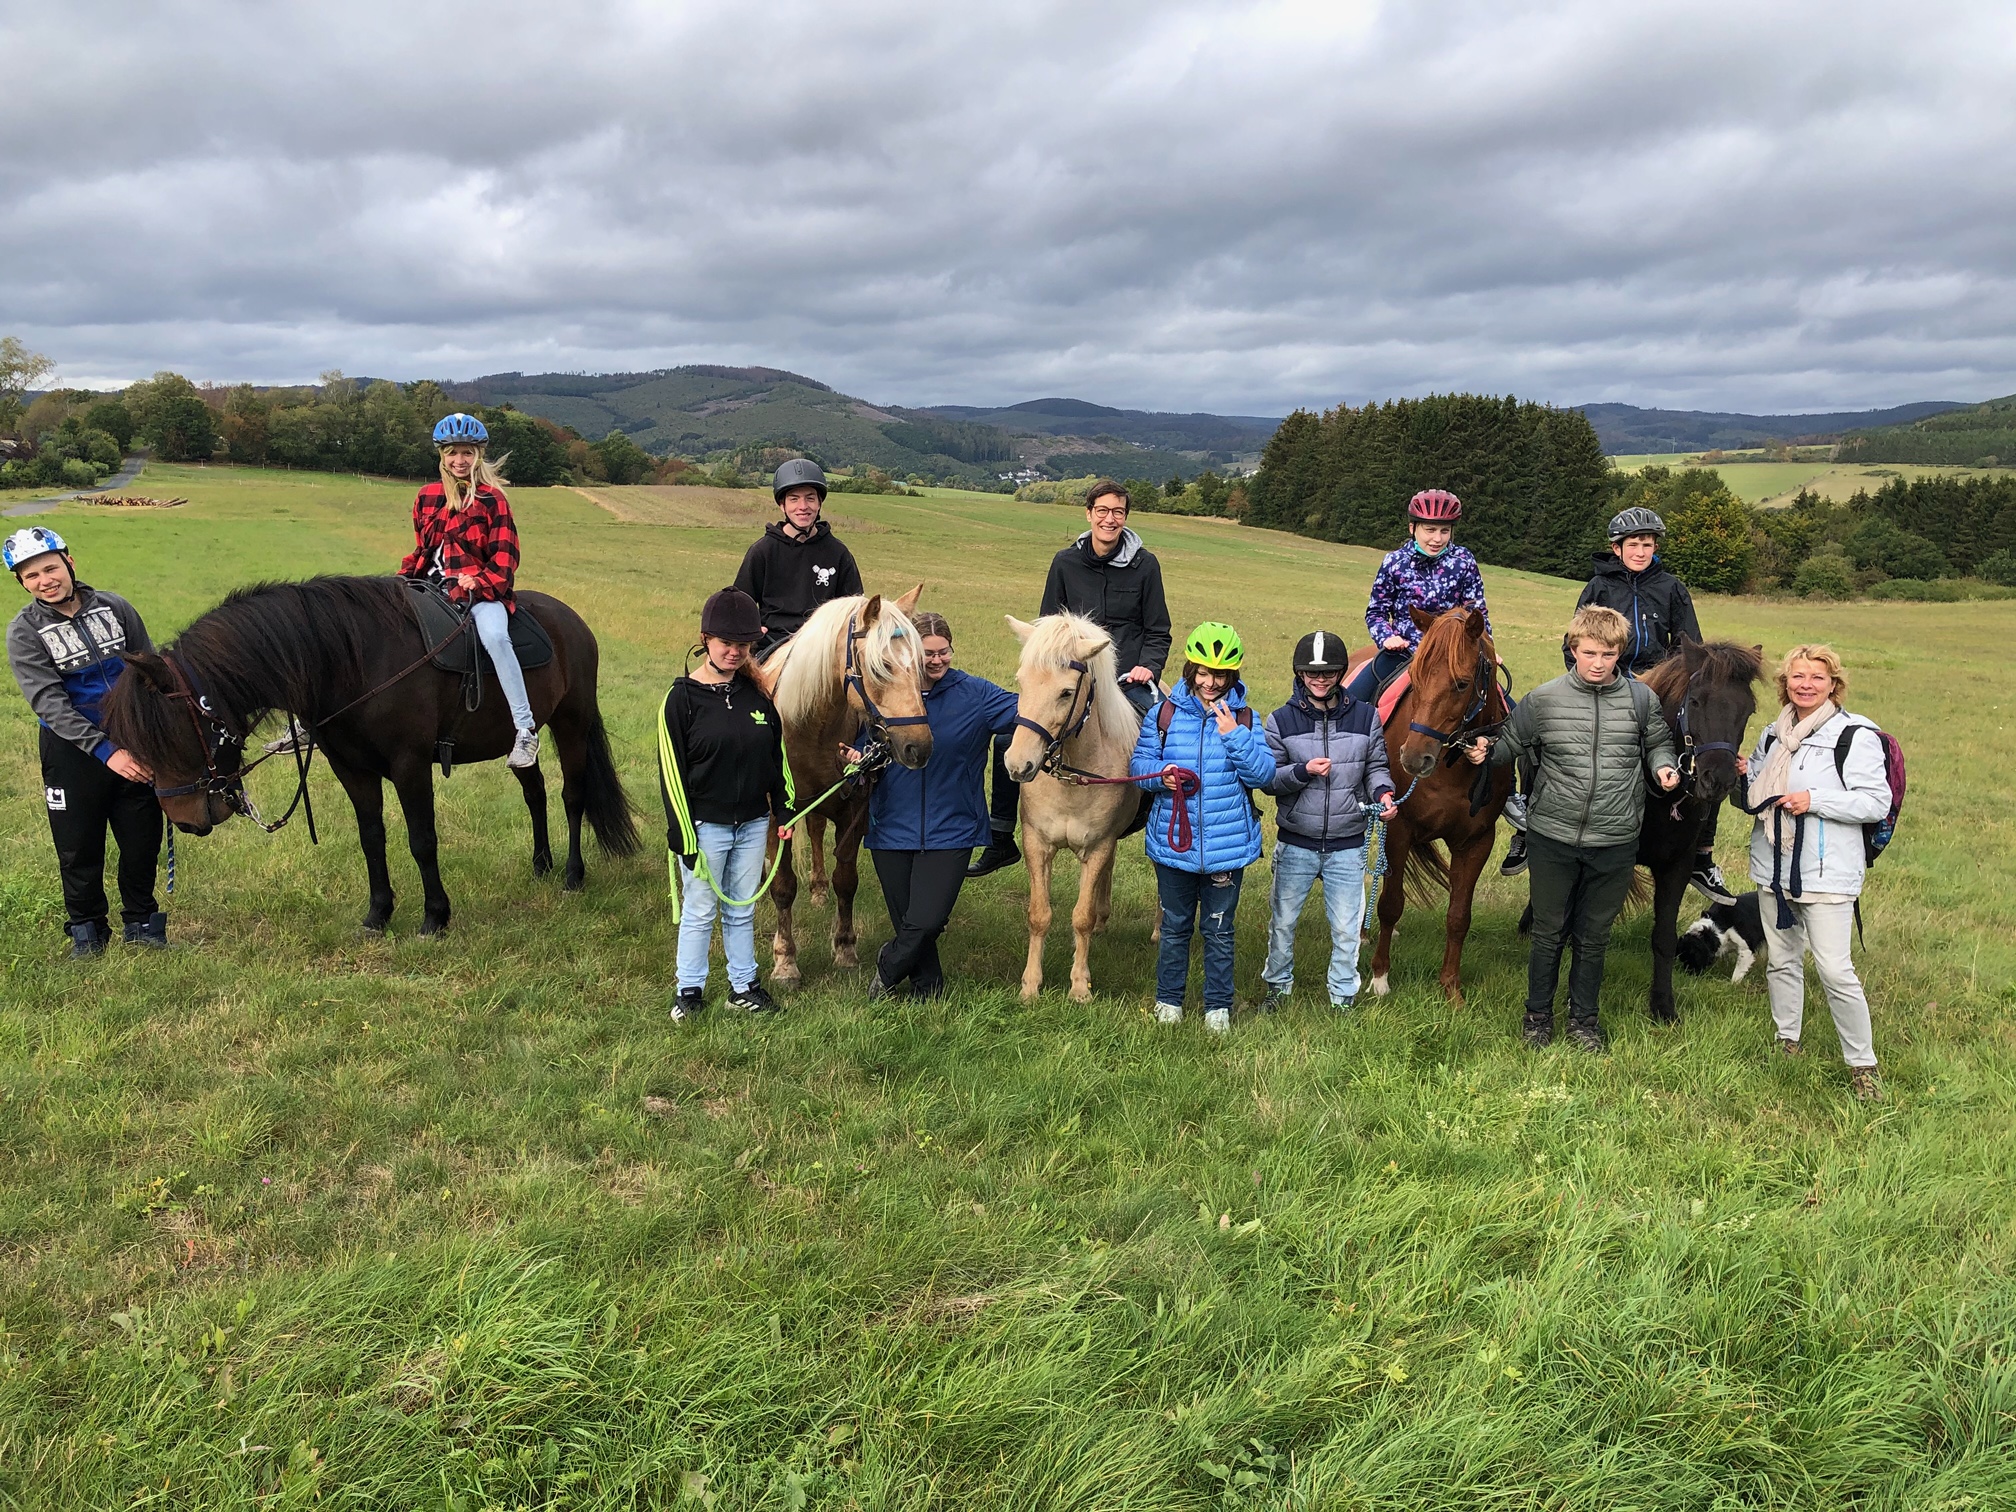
left=1624, top=865, right=1652, bottom=914
left=1404, top=840, right=1451, bottom=901
left=581, top=710, right=641, bottom=856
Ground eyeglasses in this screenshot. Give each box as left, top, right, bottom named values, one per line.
left=922, top=649, right=953, bottom=660
left=1088, top=506, right=1128, bottom=520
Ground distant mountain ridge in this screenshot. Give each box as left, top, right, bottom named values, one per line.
left=1579, top=400, right=1969, bottom=454
left=1839, top=393, right=2016, bottom=466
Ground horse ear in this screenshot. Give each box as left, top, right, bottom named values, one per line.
left=1075, top=632, right=1112, bottom=665
left=1006, top=615, right=1036, bottom=644
left=860, top=594, right=882, bottom=628
left=122, top=651, right=175, bottom=693
left=894, top=583, right=924, bottom=616
left=1409, top=606, right=1439, bottom=634
left=1459, top=608, right=1484, bottom=642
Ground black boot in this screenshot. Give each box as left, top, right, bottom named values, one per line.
left=123, top=912, right=169, bottom=949
left=68, top=921, right=111, bottom=959
left=966, top=833, right=1021, bottom=878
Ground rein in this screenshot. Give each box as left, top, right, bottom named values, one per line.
left=1008, top=662, right=1204, bottom=851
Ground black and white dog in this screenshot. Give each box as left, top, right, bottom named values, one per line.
left=1676, top=889, right=1766, bottom=982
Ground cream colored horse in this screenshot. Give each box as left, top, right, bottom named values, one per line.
left=1002, top=612, right=1145, bottom=1002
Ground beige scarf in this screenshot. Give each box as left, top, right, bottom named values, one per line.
left=1747, top=699, right=1838, bottom=807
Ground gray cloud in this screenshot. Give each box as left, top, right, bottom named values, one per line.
left=4, top=0, right=2012, bottom=413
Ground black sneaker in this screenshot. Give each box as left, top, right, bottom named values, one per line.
left=1500, top=833, right=1529, bottom=877
left=966, top=835, right=1021, bottom=878
left=1565, top=1022, right=1608, bottom=1054
left=670, top=987, right=704, bottom=1024
left=727, top=983, right=781, bottom=1014
left=1258, top=982, right=1291, bottom=1014
left=1521, top=1015, right=1554, bottom=1048
left=68, top=921, right=110, bottom=959
left=123, top=911, right=169, bottom=949
left=1688, top=858, right=1737, bottom=907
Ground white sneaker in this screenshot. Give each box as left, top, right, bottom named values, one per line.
left=1154, top=1002, right=1183, bottom=1025
left=1204, top=1008, right=1231, bottom=1035
left=507, top=729, right=540, bottom=769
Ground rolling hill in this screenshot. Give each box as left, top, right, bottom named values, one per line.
left=1577, top=400, right=1968, bottom=454
left=1838, top=393, right=2016, bottom=466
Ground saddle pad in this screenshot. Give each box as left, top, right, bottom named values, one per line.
left=405, top=579, right=554, bottom=674
left=1376, top=669, right=1412, bottom=727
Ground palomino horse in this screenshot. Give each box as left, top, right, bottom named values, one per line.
left=1000, top=612, right=1145, bottom=1002
left=1348, top=605, right=1511, bottom=1002
left=1635, top=639, right=1761, bottom=1022
left=752, top=590, right=930, bottom=984
left=101, top=576, right=637, bottom=934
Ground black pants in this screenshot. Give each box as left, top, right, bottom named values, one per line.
left=986, top=678, right=1157, bottom=835
left=41, top=727, right=161, bottom=932
left=871, top=848, right=969, bottom=996
left=1524, top=831, right=1637, bottom=1026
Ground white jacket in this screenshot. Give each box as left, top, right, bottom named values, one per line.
left=1745, top=706, right=1891, bottom=900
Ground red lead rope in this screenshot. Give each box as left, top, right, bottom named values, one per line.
left=1054, top=765, right=1204, bottom=852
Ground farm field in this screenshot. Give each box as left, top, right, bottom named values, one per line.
left=1608, top=454, right=2009, bottom=507
left=2, top=463, right=2014, bottom=1508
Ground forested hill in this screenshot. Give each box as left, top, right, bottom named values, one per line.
left=1838, top=393, right=2016, bottom=466
left=1579, top=400, right=1967, bottom=453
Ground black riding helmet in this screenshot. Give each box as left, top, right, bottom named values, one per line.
left=699, top=586, right=763, bottom=642
left=1292, top=629, right=1351, bottom=675
left=772, top=458, right=828, bottom=503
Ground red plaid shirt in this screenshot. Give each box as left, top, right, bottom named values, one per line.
left=398, top=482, right=521, bottom=611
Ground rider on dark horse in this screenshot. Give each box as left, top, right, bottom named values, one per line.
left=733, top=459, right=863, bottom=661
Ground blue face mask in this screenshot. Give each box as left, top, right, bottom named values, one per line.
left=1409, top=536, right=1447, bottom=559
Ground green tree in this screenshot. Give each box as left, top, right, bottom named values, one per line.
left=83, top=399, right=135, bottom=451
left=1660, top=483, right=1757, bottom=592
left=1793, top=550, right=1855, bottom=600
left=589, top=430, right=654, bottom=486
left=1164, top=475, right=1184, bottom=498
left=0, top=337, right=56, bottom=435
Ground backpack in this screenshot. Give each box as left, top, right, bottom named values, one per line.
left=1833, top=723, right=1906, bottom=867
left=1156, top=699, right=1262, bottom=817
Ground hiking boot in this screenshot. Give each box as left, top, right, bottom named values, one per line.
left=507, top=728, right=541, bottom=769
left=727, top=983, right=781, bottom=1014
left=1850, top=1066, right=1883, bottom=1102
left=1566, top=1021, right=1609, bottom=1055
left=123, top=912, right=168, bottom=949
left=1153, top=1001, right=1184, bottom=1025
left=1500, top=832, right=1529, bottom=877
left=1521, top=1014, right=1554, bottom=1049
left=1258, top=982, right=1291, bottom=1014
left=966, top=835, right=1021, bottom=878
left=670, top=987, right=704, bottom=1024
left=1204, top=1008, right=1231, bottom=1036
left=1502, top=791, right=1529, bottom=831
left=1688, top=857, right=1737, bottom=907
left=1776, top=1037, right=1802, bottom=1057
left=68, top=921, right=110, bottom=959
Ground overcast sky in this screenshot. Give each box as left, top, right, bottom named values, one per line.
left=4, top=0, right=2011, bottom=415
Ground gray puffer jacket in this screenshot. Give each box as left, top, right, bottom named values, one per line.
left=1491, top=671, right=1676, bottom=847
left=1264, top=684, right=1395, bottom=852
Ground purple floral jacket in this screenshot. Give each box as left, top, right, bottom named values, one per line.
left=1364, top=543, right=1492, bottom=649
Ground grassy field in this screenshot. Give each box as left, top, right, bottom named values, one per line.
left=1608, top=455, right=2009, bottom=507
left=2, top=463, right=2013, bottom=1509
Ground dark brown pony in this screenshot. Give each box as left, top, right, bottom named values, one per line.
left=1634, top=638, right=1762, bottom=1021
left=1347, top=605, right=1512, bottom=1003
left=101, top=576, right=638, bottom=935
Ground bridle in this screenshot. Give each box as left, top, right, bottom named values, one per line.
left=843, top=610, right=929, bottom=775
left=1664, top=682, right=1745, bottom=819
left=151, top=654, right=319, bottom=838
left=1011, top=657, right=1100, bottom=779
left=1405, top=638, right=1510, bottom=760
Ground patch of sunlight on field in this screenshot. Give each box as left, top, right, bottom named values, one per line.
left=3, top=461, right=2014, bottom=1509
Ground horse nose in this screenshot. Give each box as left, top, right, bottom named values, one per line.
left=892, top=732, right=931, bottom=769
left=1403, top=752, right=1437, bottom=778
left=176, top=820, right=212, bottom=837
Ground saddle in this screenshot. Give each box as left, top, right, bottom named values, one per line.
left=403, top=578, right=553, bottom=675
left=1375, top=669, right=1411, bottom=727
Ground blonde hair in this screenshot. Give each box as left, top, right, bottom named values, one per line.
left=1566, top=604, right=1630, bottom=652
left=1775, top=643, right=1848, bottom=706
left=438, top=445, right=510, bottom=511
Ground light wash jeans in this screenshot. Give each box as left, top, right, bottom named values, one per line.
left=677, top=817, right=769, bottom=993
left=1760, top=896, right=1876, bottom=1067
left=1263, top=841, right=1368, bottom=1004
left=470, top=599, right=535, bottom=732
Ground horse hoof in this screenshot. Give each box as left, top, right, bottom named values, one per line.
left=808, top=884, right=830, bottom=907
left=833, top=948, right=858, bottom=969
left=561, top=875, right=585, bottom=894
left=771, top=964, right=801, bottom=987
left=1020, top=984, right=1041, bottom=1002
left=1069, top=985, right=1093, bottom=1004
left=362, top=923, right=388, bottom=939
left=419, top=919, right=449, bottom=938
left=532, top=855, right=553, bottom=878
left=1651, top=1004, right=1679, bottom=1025
left=1370, top=974, right=1391, bottom=997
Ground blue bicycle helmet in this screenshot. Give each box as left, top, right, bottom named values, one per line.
left=3, top=525, right=70, bottom=572
left=432, top=413, right=489, bottom=446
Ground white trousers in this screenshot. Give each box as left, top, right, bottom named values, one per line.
left=1760, top=897, right=1876, bottom=1067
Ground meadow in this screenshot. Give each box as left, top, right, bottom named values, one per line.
left=1607, top=455, right=2008, bottom=507
left=1, top=463, right=2013, bottom=1509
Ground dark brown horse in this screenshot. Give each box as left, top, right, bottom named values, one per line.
left=101, top=576, right=637, bottom=935
left=1635, top=639, right=1762, bottom=1021
left=1348, top=605, right=1512, bottom=1003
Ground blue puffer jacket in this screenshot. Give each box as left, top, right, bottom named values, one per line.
left=867, top=668, right=1021, bottom=851
left=1130, top=680, right=1275, bottom=873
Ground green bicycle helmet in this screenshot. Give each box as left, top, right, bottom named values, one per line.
left=1184, top=621, right=1244, bottom=670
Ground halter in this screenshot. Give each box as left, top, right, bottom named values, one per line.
left=1405, top=640, right=1508, bottom=757
left=1011, top=658, right=1098, bottom=778
left=844, top=610, right=930, bottom=745
left=150, top=655, right=318, bottom=838
left=1673, top=693, right=1742, bottom=784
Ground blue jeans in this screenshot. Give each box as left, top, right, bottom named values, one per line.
left=676, top=817, right=769, bottom=992
left=1263, top=841, right=1367, bottom=1004
left=470, top=599, right=535, bottom=732
left=1344, top=645, right=1411, bottom=703
left=1154, top=863, right=1243, bottom=1012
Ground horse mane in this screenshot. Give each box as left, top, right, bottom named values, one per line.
left=1018, top=611, right=1140, bottom=749
left=772, top=594, right=920, bottom=728
left=103, top=576, right=412, bottom=752
left=1639, top=640, right=1764, bottom=705
left=1411, top=606, right=1503, bottom=716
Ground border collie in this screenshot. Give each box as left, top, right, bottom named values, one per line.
left=1676, top=890, right=1765, bottom=982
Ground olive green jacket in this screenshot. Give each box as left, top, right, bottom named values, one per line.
left=1491, top=671, right=1676, bottom=848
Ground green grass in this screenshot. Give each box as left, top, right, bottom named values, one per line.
left=3, top=463, right=2013, bottom=1509
left=1609, top=455, right=2011, bottom=507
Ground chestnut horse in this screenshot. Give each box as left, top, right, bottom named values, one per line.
left=753, top=590, right=930, bottom=984
left=1348, top=605, right=1512, bottom=1002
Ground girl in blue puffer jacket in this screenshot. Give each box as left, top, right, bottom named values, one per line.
left=1131, top=622, right=1277, bottom=1034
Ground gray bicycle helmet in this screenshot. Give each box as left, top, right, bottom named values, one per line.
left=1608, top=506, right=1667, bottom=541
left=772, top=458, right=828, bottom=502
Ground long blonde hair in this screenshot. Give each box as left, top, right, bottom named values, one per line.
left=438, top=446, right=511, bottom=511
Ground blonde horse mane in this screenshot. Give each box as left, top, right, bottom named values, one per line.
left=773, top=594, right=921, bottom=728
left=1016, top=611, right=1141, bottom=750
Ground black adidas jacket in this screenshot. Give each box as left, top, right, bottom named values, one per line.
left=658, top=675, right=792, bottom=856
left=733, top=519, right=863, bottom=644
